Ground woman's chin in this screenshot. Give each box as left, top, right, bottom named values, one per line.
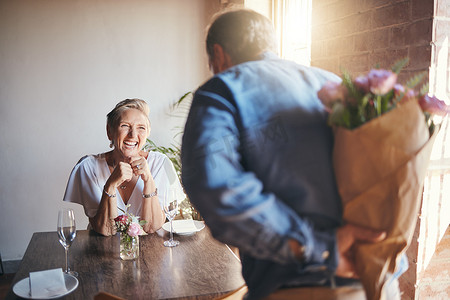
left=117, top=148, right=139, bottom=159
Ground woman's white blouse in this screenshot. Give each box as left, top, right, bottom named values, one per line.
left=63, top=151, right=185, bottom=219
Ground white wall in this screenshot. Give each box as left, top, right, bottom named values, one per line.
left=0, top=0, right=215, bottom=260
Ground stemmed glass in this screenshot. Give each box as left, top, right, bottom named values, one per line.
left=57, top=208, right=78, bottom=276
left=163, top=188, right=180, bottom=247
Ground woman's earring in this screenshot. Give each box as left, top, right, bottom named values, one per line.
left=109, top=140, right=114, bottom=148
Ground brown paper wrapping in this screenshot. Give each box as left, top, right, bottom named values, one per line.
left=332, top=99, right=439, bottom=300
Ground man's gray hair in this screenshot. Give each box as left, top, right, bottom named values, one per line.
left=206, top=9, right=277, bottom=65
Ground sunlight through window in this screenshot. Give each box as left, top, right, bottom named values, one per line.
left=245, top=0, right=312, bottom=66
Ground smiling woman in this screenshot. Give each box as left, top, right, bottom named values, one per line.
left=107, top=101, right=150, bottom=161
left=62, top=99, right=186, bottom=236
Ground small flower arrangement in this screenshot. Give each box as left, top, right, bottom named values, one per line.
left=114, top=205, right=147, bottom=260
left=114, top=204, right=147, bottom=237
left=318, top=58, right=449, bottom=131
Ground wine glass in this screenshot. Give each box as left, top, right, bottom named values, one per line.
left=57, top=208, right=78, bottom=276
left=163, top=188, right=180, bottom=247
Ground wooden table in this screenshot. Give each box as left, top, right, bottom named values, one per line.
left=5, top=228, right=245, bottom=299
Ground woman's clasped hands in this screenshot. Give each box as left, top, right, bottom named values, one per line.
left=109, top=154, right=152, bottom=189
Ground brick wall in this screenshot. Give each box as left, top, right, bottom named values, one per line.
left=311, top=0, right=433, bottom=83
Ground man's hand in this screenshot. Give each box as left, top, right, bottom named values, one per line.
left=336, top=224, right=386, bottom=278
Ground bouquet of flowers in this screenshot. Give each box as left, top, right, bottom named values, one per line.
left=318, top=59, right=449, bottom=300
left=114, top=205, right=147, bottom=260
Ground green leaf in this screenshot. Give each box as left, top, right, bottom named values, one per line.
left=143, top=91, right=193, bottom=177
left=357, top=94, right=370, bottom=122
left=341, top=70, right=360, bottom=100
left=360, top=94, right=370, bottom=108
left=329, top=102, right=351, bottom=128
left=419, top=82, right=429, bottom=97
left=406, top=72, right=427, bottom=89
left=375, top=96, right=382, bottom=116
left=381, top=96, right=389, bottom=113
left=391, top=57, right=409, bottom=74
left=173, top=91, right=193, bottom=108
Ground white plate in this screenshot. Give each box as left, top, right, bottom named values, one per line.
left=162, top=219, right=205, bottom=236
left=13, top=273, right=79, bottom=299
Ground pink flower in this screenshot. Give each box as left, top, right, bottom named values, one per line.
left=419, top=94, right=450, bottom=116
left=393, top=83, right=405, bottom=95
left=317, top=81, right=348, bottom=108
left=127, top=222, right=142, bottom=237
left=394, top=84, right=417, bottom=103
left=354, top=75, right=370, bottom=93
left=367, top=69, right=397, bottom=95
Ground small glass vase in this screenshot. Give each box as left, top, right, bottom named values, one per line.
left=119, top=232, right=139, bottom=260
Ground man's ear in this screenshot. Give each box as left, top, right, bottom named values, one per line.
left=211, top=44, right=233, bottom=74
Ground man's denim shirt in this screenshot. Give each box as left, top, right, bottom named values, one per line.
left=182, top=52, right=346, bottom=299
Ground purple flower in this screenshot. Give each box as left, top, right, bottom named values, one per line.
left=393, top=83, right=405, bottom=95
left=317, top=81, right=348, bottom=109
left=419, top=94, right=450, bottom=116
left=394, top=84, right=417, bottom=103
left=354, top=75, right=370, bottom=93
left=367, top=69, right=397, bottom=95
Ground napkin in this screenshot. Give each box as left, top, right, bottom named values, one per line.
left=172, top=220, right=199, bottom=234
left=29, top=268, right=68, bottom=298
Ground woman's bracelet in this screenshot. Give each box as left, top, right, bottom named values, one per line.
left=143, top=188, right=158, bottom=198
left=103, top=186, right=116, bottom=198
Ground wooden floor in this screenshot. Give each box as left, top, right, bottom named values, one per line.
left=0, top=260, right=20, bottom=299
left=414, top=225, right=450, bottom=299
left=0, top=273, right=15, bottom=299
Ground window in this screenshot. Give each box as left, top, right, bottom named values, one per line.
left=245, top=0, right=312, bottom=66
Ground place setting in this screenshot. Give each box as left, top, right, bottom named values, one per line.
left=162, top=219, right=205, bottom=236
left=161, top=188, right=205, bottom=244
left=13, top=208, right=79, bottom=299
left=7, top=205, right=243, bottom=299
left=12, top=268, right=78, bottom=300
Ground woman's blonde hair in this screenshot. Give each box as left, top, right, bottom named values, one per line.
left=106, top=98, right=151, bottom=130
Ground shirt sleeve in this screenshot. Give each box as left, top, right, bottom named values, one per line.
left=181, top=82, right=337, bottom=269
left=63, top=156, right=103, bottom=218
